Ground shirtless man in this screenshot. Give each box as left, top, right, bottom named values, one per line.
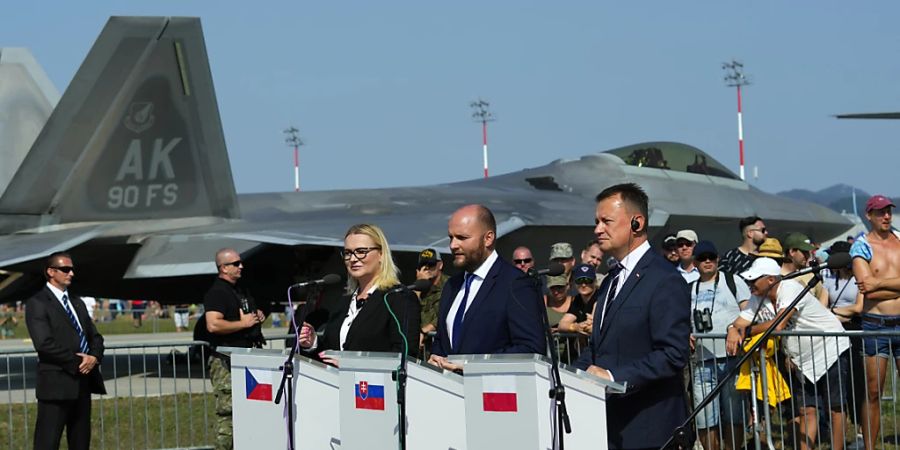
left=850, top=194, right=900, bottom=450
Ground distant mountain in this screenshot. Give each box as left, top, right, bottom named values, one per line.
left=778, top=184, right=897, bottom=217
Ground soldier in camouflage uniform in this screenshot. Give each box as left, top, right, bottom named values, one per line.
left=415, top=248, right=449, bottom=353
left=203, top=248, right=265, bottom=450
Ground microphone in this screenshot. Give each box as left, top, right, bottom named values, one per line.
left=779, top=252, right=851, bottom=281
left=389, top=279, right=434, bottom=294
left=527, top=262, right=566, bottom=278
left=291, top=273, right=342, bottom=289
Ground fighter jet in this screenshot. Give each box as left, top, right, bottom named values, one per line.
left=0, top=16, right=852, bottom=305
left=836, top=112, right=900, bottom=119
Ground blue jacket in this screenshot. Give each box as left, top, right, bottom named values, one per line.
left=575, top=250, right=691, bottom=450
left=431, top=256, right=545, bottom=356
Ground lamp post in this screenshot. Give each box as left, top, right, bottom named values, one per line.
left=470, top=98, right=495, bottom=178
left=284, top=126, right=303, bottom=192
left=722, top=60, right=750, bottom=181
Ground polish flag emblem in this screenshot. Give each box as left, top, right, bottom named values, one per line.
left=482, top=375, right=518, bottom=412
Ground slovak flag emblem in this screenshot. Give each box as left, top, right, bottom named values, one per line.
left=354, top=374, right=385, bottom=411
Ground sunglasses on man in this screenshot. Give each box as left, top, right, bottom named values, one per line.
left=513, top=258, right=533, bottom=265
left=220, top=260, right=243, bottom=268
left=51, top=266, right=75, bottom=274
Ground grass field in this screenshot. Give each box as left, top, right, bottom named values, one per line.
left=0, top=393, right=214, bottom=450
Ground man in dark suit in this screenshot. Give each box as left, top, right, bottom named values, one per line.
left=26, top=252, right=106, bottom=450
left=428, top=204, right=545, bottom=370
left=574, top=183, right=691, bottom=450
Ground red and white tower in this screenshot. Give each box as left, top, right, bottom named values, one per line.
left=470, top=98, right=495, bottom=178
left=284, top=126, right=303, bottom=192
left=723, top=60, right=750, bottom=181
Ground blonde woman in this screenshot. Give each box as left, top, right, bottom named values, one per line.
left=299, top=224, right=420, bottom=365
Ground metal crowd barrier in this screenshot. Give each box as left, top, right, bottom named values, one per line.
left=3, top=330, right=898, bottom=450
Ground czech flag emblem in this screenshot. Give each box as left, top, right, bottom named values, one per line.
left=482, top=375, right=518, bottom=412
left=354, top=376, right=385, bottom=411
left=245, top=368, right=273, bottom=402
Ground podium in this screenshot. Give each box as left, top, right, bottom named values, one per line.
left=558, top=363, right=625, bottom=450
left=406, top=359, right=465, bottom=450
left=226, top=347, right=340, bottom=450
left=450, top=354, right=624, bottom=450
left=295, top=353, right=341, bottom=449
left=329, top=351, right=401, bottom=450
left=226, top=347, right=292, bottom=450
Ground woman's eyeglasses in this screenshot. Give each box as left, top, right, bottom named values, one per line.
left=575, top=278, right=594, bottom=285
left=341, top=247, right=381, bottom=261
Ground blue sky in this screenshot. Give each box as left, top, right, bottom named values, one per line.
left=5, top=2, right=899, bottom=196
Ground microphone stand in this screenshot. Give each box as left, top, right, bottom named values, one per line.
left=274, top=284, right=320, bottom=450
left=392, top=292, right=410, bottom=450
left=532, top=273, right=572, bottom=449
left=659, top=273, right=823, bottom=450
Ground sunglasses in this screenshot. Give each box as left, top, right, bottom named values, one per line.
left=221, top=260, right=243, bottom=267
left=513, top=258, right=533, bottom=265
left=676, top=241, right=695, bottom=248
left=748, top=227, right=768, bottom=234
left=51, top=266, right=74, bottom=274
left=548, top=285, right=567, bottom=291
left=575, top=278, right=595, bottom=285
left=694, top=254, right=718, bottom=263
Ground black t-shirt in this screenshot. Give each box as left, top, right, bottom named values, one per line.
left=566, top=291, right=599, bottom=323
left=203, top=278, right=261, bottom=348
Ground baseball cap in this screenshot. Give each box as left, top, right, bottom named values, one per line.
left=417, top=248, right=440, bottom=266
left=546, top=275, right=569, bottom=288
left=784, top=232, right=815, bottom=252
left=740, top=257, right=781, bottom=281
left=662, top=233, right=677, bottom=250
left=865, top=194, right=895, bottom=213
left=572, top=263, right=597, bottom=281
left=692, top=240, right=718, bottom=258
left=756, top=238, right=784, bottom=258
left=675, top=229, right=698, bottom=243
left=826, top=241, right=851, bottom=255
left=550, top=242, right=574, bottom=260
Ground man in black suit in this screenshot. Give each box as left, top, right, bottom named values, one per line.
left=574, top=183, right=691, bottom=450
left=26, top=252, right=106, bottom=450
left=428, top=204, right=545, bottom=370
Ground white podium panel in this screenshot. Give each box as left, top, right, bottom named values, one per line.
left=329, top=351, right=402, bottom=450
left=451, top=354, right=554, bottom=450
left=295, top=355, right=340, bottom=449
left=558, top=363, right=625, bottom=450
left=407, top=360, right=465, bottom=450
left=227, top=347, right=294, bottom=450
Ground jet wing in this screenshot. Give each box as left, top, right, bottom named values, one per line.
left=0, top=225, right=108, bottom=267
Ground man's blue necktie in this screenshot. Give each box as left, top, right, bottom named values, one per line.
left=62, top=294, right=90, bottom=353
left=451, top=273, right=475, bottom=350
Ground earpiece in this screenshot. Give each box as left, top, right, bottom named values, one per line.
left=631, top=217, right=641, bottom=233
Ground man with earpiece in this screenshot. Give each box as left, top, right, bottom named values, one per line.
left=574, top=183, right=692, bottom=450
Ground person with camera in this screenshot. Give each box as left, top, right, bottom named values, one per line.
left=203, top=248, right=266, bottom=450
left=689, top=240, right=750, bottom=450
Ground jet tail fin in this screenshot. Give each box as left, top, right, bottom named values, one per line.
left=0, top=48, right=60, bottom=201
left=0, top=17, right=239, bottom=225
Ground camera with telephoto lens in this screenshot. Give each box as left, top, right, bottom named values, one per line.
left=693, top=308, right=713, bottom=333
